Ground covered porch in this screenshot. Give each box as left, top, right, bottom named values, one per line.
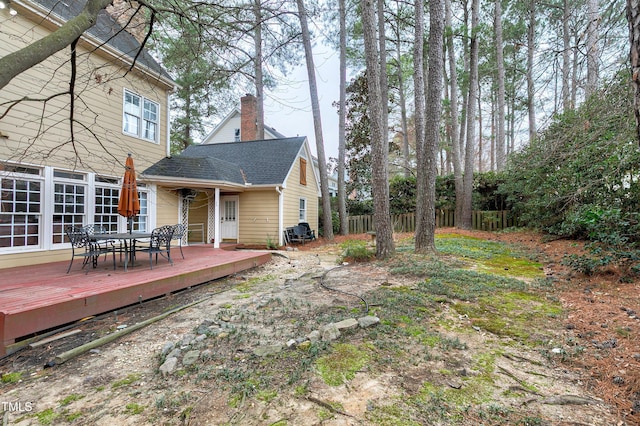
left=0, top=245, right=271, bottom=357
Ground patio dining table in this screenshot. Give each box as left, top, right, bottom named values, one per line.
left=92, top=232, right=151, bottom=271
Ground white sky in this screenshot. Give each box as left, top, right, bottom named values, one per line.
left=263, top=44, right=343, bottom=161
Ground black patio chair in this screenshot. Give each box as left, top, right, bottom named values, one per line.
left=298, top=222, right=316, bottom=240
left=65, top=226, right=116, bottom=273
left=172, top=223, right=187, bottom=259
left=81, top=224, right=121, bottom=261
left=137, top=225, right=174, bottom=269
left=286, top=224, right=314, bottom=245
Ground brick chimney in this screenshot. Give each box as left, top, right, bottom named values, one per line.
left=107, top=0, right=148, bottom=44
left=240, top=94, right=257, bottom=141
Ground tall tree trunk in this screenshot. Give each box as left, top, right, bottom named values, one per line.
left=491, top=93, right=495, bottom=171
left=445, top=0, right=463, bottom=227
left=527, top=0, right=537, bottom=143
left=338, top=0, right=349, bottom=234
left=562, top=0, right=572, bottom=111
left=628, top=0, right=640, bottom=145
left=585, top=0, right=600, bottom=98
left=254, top=0, right=265, bottom=140
left=415, top=0, right=445, bottom=254
left=361, top=0, right=394, bottom=258
left=459, top=0, right=479, bottom=230
left=494, top=0, right=506, bottom=170
left=477, top=84, right=482, bottom=172
left=457, top=0, right=470, bottom=160
left=413, top=0, right=426, bottom=250
left=396, top=38, right=411, bottom=177
left=378, top=0, right=389, bottom=148
left=296, top=0, right=334, bottom=240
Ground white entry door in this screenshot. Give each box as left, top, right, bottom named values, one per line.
left=220, top=196, right=238, bottom=240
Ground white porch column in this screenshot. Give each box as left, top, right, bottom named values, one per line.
left=277, top=186, right=284, bottom=246
left=213, top=188, right=221, bottom=248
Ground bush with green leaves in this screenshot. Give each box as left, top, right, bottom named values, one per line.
left=500, top=71, right=640, bottom=276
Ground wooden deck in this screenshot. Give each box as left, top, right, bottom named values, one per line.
left=0, top=245, right=272, bottom=357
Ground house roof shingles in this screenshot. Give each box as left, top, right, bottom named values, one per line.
left=143, top=137, right=307, bottom=186
left=30, top=0, right=172, bottom=82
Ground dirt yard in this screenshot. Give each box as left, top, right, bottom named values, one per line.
left=0, top=229, right=638, bottom=425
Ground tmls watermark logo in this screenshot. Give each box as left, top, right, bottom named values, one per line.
left=2, top=401, right=34, bottom=413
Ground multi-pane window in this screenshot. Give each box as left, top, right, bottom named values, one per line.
left=299, top=198, right=307, bottom=222
left=94, top=177, right=120, bottom=233
left=0, top=164, right=156, bottom=251
left=52, top=170, right=86, bottom=244
left=123, top=90, right=159, bottom=143
left=234, top=128, right=240, bottom=142
left=143, top=99, right=158, bottom=141
left=0, top=167, right=42, bottom=248
left=132, top=186, right=148, bottom=232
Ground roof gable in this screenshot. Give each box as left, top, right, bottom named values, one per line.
left=143, top=137, right=308, bottom=186
left=202, top=109, right=288, bottom=144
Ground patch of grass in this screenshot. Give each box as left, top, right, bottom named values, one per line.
left=235, top=274, right=277, bottom=293
left=59, top=393, right=84, bottom=406
left=124, top=403, right=144, bottom=415
left=453, top=291, right=563, bottom=342
left=1, top=371, right=22, bottom=383
left=338, top=240, right=374, bottom=263
left=366, top=402, right=422, bottom=425
left=316, top=343, right=369, bottom=386
left=256, top=389, right=278, bottom=403
left=111, top=373, right=141, bottom=389
left=34, top=408, right=58, bottom=425
left=435, top=234, right=544, bottom=279
left=64, top=411, right=83, bottom=422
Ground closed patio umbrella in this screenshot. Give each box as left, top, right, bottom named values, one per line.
left=118, top=153, right=140, bottom=233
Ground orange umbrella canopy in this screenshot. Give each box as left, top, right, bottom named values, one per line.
left=117, top=154, right=140, bottom=219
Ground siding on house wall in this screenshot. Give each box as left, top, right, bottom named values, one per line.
left=0, top=14, right=169, bottom=175
left=154, top=188, right=179, bottom=227
left=0, top=10, right=172, bottom=269
left=204, top=115, right=241, bottom=144
left=203, top=112, right=280, bottom=144
left=188, top=192, right=210, bottom=243
left=283, top=151, right=319, bottom=236
left=238, top=190, right=280, bottom=245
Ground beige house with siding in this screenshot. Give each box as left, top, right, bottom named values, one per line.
left=142, top=136, right=320, bottom=247
left=143, top=93, right=320, bottom=248
left=0, top=0, right=178, bottom=269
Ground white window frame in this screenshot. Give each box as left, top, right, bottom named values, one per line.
left=52, top=170, right=87, bottom=245
left=94, top=177, right=121, bottom=233
left=234, top=128, right=241, bottom=142
left=299, top=197, right=307, bottom=222
left=0, top=165, right=43, bottom=252
left=131, top=184, right=150, bottom=233
left=123, top=89, right=160, bottom=143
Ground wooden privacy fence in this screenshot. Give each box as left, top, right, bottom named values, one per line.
left=348, top=210, right=515, bottom=234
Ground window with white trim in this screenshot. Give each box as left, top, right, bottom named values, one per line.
left=132, top=185, right=149, bottom=232
left=234, top=128, right=240, bottom=142
left=123, top=90, right=159, bottom=143
left=94, top=176, right=120, bottom=233
left=299, top=198, right=307, bottom=222
left=52, top=170, right=86, bottom=244
left=0, top=165, right=42, bottom=249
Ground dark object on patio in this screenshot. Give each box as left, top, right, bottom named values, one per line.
left=298, top=222, right=316, bottom=240
left=172, top=223, right=187, bottom=259
left=284, top=224, right=315, bottom=245
left=137, top=225, right=174, bottom=269
left=65, top=226, right=116, bottom=273
left=81, top=224, right=122, bottom=261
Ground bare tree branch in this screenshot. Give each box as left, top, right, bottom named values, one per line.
left=0, top=0, right=113, bottom=90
